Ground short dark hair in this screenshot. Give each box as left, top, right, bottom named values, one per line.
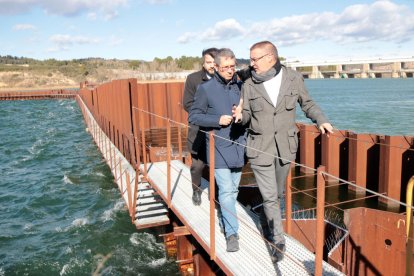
left=202, top=47, right=218, bottom=59
left=250, top=41, right=278, bottom=59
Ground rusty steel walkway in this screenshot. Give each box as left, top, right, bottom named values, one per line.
left=142, top=160, right=344, bottom=276
left=77, top=92, right=344, bottom=275
left=75, top=78, right=414, bottom=275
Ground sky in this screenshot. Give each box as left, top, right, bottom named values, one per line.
left=1, top=0, right=414, bottom=62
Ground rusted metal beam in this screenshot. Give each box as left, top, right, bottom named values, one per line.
left=379, top=135, right=413, bottom=207
left=348, top=133, right=379, bottom=194
left=286, top=163, right=292, bottom=235
left=315, top=165, right=326, bottom=276
left=299, top=124, right=321, bottom=173
left=173, top=226, right=191, bottom=236
left=167, top=119, right=172, bottom=208
left=209, top=131, right=216, bottom=261
left=321, top=130, right=348, bottom=183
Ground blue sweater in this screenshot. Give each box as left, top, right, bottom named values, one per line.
left=189, top=72, right=246, bottom=169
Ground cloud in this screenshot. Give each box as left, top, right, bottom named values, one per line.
left=177, top=1, right=414, bottom=46
left=0, top=0, right=128, bottom=19
left=49, top=34, right=100, bottom=51
left=177, top=32, right=197, bottom=44
left=177, top=19, right=244, bottom=44
left=12, top=24, right=37, bottom=31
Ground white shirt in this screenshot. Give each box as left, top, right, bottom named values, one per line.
left=263, top=70, right=283, bottom=107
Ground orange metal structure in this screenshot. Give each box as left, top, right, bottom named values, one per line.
left=74, top=78, right=414, bottom=275
left=0, top=89, right=78, bottom=100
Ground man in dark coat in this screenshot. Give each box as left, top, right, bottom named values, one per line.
left=183, top=47, right=218, bottom=206
left=189, top=48, right=246, bottom=252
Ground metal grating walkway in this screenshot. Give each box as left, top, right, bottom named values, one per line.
left=141, top=160, right=344, bottom=276
left=83, top=98, right=170, bottom=230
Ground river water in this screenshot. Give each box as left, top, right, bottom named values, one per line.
left=299, top=78, right=414, bottom=135
left=0, top=100, right=179, bottom=275
left=0, top=79, right=413, bottom=275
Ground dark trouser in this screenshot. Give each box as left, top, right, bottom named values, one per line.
left=190, top=153, right=205, bottom=191
left=187, top=125, right=206, bottom=192
left=251, top=157, right=290, bottom=244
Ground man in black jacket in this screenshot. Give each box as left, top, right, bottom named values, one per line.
left=183, top=47, right=218, bottom=205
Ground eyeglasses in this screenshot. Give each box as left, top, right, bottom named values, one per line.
left=219, top=65, right=236, bottom=71
left=250, top=53, right=272, bottom=63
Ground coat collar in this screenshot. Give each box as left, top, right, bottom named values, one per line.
left=201, top=68, right=213, bottom=81
left=247, top=67, right=295, bottom=109
left=213, top=70, right=238, bottom=86
left=275, top=67, right=294, bottom=111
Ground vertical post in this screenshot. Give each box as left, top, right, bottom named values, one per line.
left=406, top=176, right=414, bottom=276
left=126, top=171, right=132, bottom=217
left=379, top=135, right=406, bottom=207
left=94, top=120, right=97, bottom=143
left=109, top=140, right=113, bottom=171
left=140, top=110, right=148, bottom=178
left=209, top=131, right=216, bottom=260
left=104, top=129, right=108, bottom=160
left=285, top=163, right=292, bottom=235
left=132, top=167, right=139, bottom=224
left=321, top=129, right=346, bottom=183
left=119, top=157, right=123, bottom=193
left=99, top=126, right=103, bottom=152
left=113, top=148, right=118, bottom=182
left=167, top=119, right=172, bottom=207
left=299, top=124, right=320, bottom=173
left=315, top=165, right=326, bottom=276
left=132, top=108, right=141, bottom=170
left=178, top=125, right=183, bottom=161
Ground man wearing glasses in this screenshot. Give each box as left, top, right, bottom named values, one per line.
left=189, top=48, right=246, bottom=252
left=234, top=41, right=333, bottom=262
left=183, top=48, right=218, bottom=206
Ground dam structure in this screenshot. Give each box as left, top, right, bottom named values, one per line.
left=285, top=57, right=414, bottom=79
left=1, top=79, right=414, bottom=275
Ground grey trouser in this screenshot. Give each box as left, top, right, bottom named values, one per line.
left=251, top=158, right=290, bottom=244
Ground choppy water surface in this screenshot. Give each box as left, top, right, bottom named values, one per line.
left=0, top=100, right=178, bottom=275
left=299, top=78, right=414, bottom=135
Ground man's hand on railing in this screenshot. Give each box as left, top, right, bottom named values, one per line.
left=319, top=123, right=334, bottom=137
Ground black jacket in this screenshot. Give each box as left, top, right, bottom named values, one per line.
left=189, top=72, right=246, bottom=168
left=183, top=69, right=211, bottom=155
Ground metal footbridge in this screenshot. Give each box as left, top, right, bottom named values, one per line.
left=77, top=93, right=344, bottom=275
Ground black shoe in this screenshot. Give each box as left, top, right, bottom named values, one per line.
left=271, top=243, right=286, bottom=263
left=192, top=190, right=202, bottom=206
left=226, top=234, right=239, bottom=252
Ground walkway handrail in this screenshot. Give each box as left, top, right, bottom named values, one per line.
left=406, top=175, right=414, bottom=276
left=167, top=119, right=172, bottom=208
left=286, top=165, right=293, bottom=235
left=209, top=131, right=216, bottom=260
left=75, top=79, right=414, bottom=275
left=315, top=166, right=326, bottom=276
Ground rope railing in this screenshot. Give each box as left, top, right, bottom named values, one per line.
left=133, top=107, right=314, bottom=273
left=142, top=106, right=414, bottom=274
